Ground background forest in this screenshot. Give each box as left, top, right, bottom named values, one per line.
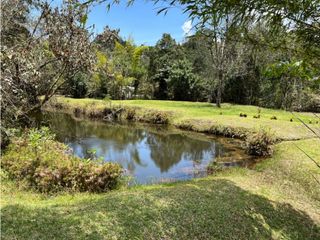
left=75, top=26, right=320, bottom=112
left=1, top=0, right=320, bottom=130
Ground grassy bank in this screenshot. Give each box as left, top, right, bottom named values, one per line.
left=46, top=97, right=320, bottom=140
left=1, top=138, right=320, bottom=239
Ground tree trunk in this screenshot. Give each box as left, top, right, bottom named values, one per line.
left=216, top=86, right=221, bottom=108
left=216, top=71, right=223, bottom=108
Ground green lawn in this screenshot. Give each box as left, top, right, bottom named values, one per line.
left=1, top=138, right=320, bottom=240
left=51, top=97, right=320, bottom=140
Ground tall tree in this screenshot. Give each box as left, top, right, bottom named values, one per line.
left=1, top=0, right=95, bottom=127
left=148, top=33, right=185, bottom=99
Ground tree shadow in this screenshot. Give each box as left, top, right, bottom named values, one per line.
left=1, top=179, right=319, bottom=239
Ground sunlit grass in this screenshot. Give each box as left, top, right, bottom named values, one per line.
left=1, top=138, right=320, bottom=239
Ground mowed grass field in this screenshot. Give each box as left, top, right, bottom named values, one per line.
left=52, top=97, right=320, bottom=140
left=1, top=138, right=320, bottom=240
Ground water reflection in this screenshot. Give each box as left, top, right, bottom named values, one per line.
left=38, top=112, right=246, bottom=183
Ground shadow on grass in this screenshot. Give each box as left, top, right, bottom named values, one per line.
left=1, top=179, right=319, bottom=240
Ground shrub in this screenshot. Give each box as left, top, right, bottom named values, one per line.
left=1, top=128, right=123, bottom=193
left=245, top=128, right=276, bottom=156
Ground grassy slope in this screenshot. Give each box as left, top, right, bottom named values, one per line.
left=52, top=97, right=320, bottom=140
left=1, top=138, right=320, bottom=240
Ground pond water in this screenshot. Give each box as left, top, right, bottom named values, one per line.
left=38, top=112, right=252, bottom=184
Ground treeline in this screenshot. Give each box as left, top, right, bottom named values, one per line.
left=2, top=0, right=320, bottom=131
left=63, top=25, right=320, bottom=112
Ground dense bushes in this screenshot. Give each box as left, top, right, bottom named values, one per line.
left=1, top=128, right=123, bottom=193
left=245, top=128, right=276, bottom=156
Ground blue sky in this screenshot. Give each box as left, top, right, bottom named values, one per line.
left=86, top=1, right=192, bottom=46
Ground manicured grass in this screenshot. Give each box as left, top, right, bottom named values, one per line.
left=1, top=138, right=320, bottom=240
left=49, top=97, right=320, bottom=140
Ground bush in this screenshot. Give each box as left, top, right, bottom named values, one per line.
left=245, top=128, right=276, bottom=156
left=1, top=128, right=123, bottom=193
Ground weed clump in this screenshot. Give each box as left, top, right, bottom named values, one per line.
left=245, top=128, right=275, bottom=156
left=73, top=107, right=84, bottom=117
left=140, top=111, right=170, bottom=124
left=125, top=108, right=136, bottom=120
left=207, top=162, right=224, bottom=174
left=177, top=120, right=248, bottom=139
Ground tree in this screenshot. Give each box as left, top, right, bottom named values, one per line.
left=167, top=59, right=203, bottom=101
left=197, top=22, right=245, bottom=107
left=88, top=38, right=148, bottom=99
left=93, top=26, right=123, bottom=52
left=148, top=33, right=185, bottom=99
left=156, top=0, right=319, bottom=58
left=87, top=50, right=111, bottom=98
left=1, top=0, right=95, bottom=127
left=263, top=60, right=315, bottom=110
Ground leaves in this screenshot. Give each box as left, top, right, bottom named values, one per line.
left=80, top=14, right=88, bottom=25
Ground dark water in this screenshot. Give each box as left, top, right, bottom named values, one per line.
left=38, top=112, right=251, bottom=184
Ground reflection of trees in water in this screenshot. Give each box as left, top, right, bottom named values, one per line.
left=42, top=112, right=225, bottom=173
left=146, top=133, right=219, bottom=172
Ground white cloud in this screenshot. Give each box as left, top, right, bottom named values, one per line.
left=182, top=20, right=193, bottom=36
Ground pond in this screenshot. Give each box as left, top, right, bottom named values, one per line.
left=38, top=112, right=253, bottom=184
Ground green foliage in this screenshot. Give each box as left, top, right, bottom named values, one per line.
left=262, top=60, right=316, bottom=110
left=168, top=59, right=204, bottom=101
left=63, top=72, right=89, bottom=98
left=89, top=39, right=149, bottom=100
left=28, top=127, right=54, bottom=151
left=148, top=33, right=186, bottom=99
left=61, top=21, right=319, bottom=111
left=87, top=50, right=111, bottom=98
left=2, top=129, right=123, bottom=193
